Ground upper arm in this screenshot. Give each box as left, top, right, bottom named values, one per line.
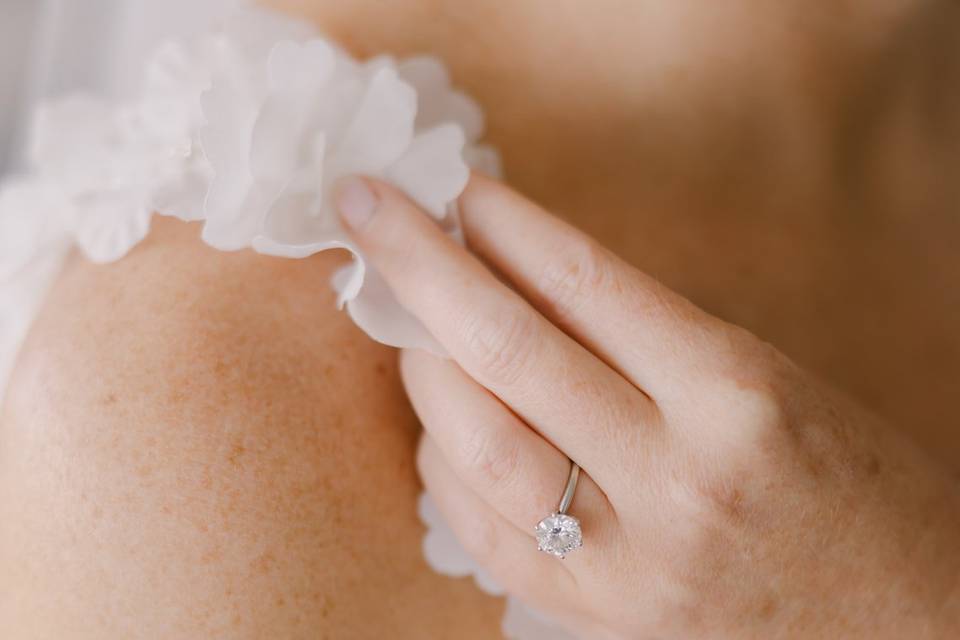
left=0, top=217, right=503, bottom=639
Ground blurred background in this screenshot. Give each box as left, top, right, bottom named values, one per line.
left=0, top=0, right=237, bottom=176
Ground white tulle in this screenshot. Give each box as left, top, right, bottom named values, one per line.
left=0, top=5, right=563, bottom=639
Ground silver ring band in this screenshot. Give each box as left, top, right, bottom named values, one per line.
left=557, top=462, right=580, bottom=515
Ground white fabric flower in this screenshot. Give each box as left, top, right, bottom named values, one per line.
left=0, top=6, right=571, bottom=639
left=194, top=38, right=477, bottom=351
left=1, top=6, right=493, bottom=353
left=27, top=97, right=154, bottom=262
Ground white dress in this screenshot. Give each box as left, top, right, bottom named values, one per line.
left=0, top=3, right=575, bottom=638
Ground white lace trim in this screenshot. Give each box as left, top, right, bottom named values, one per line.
left=0, top=6, right=569, bottom=638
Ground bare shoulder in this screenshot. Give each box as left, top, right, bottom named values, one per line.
left=0, top=217, right=502, bottom=638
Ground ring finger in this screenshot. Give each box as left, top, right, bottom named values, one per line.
left=401, top=348, right=615, bottom=538
left=417, top=435, right=584, bottom=619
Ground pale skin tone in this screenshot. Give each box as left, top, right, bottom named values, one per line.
left=336, top=172, right=960, bottom=638
left=1, top=0, right=959, bottom=637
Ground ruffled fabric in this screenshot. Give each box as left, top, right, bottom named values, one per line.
left=419, top=495, right=578, bottom=639
left=0, top=6, right=555, bottom=638
left=1, top=7, right=495, bottom=355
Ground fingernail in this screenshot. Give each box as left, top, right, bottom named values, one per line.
left=335, top=177, right=379, bottom=231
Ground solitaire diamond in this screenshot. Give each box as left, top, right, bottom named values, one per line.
left=535, top=513, right=582, bottom=559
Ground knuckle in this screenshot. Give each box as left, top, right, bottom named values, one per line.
left=458, top=304, right=537, bottom=386
left=457, top=423, right=521, bottom=491
left=692, top=381, right=790, bottom=481
left=701, top=329, right=796, bottom=431
left=717, top=323, right=797, bottom=383
left=537, top=238, right=617, bottom=320
left=680, top=392, right=788, bottom=523
left=725, top=380, right=790, bottom=439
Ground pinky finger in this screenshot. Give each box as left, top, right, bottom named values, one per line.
left=418, top=436, right=586, bottom=624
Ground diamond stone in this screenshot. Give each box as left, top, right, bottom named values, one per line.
left=535, top=513, right=582, bottom=559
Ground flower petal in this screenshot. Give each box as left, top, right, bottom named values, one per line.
left=198, top=68, right=263, bottom=248
left=399, top=56, right=485, bottom=141
left=74, top=194, right=152, bottom=263
left=267, top=39, right=336, bottom=94
left=250, top=41, right=335, bottom=187
left=386, top=124, right=469, bottom=218
left=417, top=493, right=504, bottom=594
left=335, top=67, right=417, bottom=173
left=341, top=265, right=444, bottom=353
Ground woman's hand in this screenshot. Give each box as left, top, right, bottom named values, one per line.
left=335, top=174, right=960, bottom=639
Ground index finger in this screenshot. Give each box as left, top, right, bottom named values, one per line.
left=459, top=173, right=729, bottom=404
left=334, top=176, right=660, bottom=488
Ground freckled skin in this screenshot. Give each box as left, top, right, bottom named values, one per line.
left=1, top=0, right=959, bottom=636
left=0, top=219, right=504, bottom=638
